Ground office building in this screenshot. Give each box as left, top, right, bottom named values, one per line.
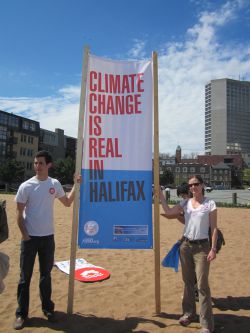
left=39, top=128, right=76, bottom=161
left=0, top=110, right=40, bottom=179
left=0, top=110, right=77, bottom=181
left=205, top=78, right=250, bottom=162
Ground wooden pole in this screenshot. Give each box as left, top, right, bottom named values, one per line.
left=67, top=45, right=90, bottom=314
left=153, top=51, right=161, bottom=314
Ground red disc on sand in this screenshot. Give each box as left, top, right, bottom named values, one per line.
left=75, top=267, right=110, bottom=282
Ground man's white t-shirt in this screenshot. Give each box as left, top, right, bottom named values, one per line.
left=180, top=198, right=216, bottom=240
left=15, top=176, right=65, bottom=236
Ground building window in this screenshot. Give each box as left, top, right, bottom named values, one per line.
left=22, top=121, right=29, bottom=130
left=27, top=149, right=33, bottom=157
left=8, top=116, right=19, bottom=127
left=0, top=142, right=6, bottom=156
left=190, top=167, right=195, bottom=173
left=20, top=147, right=26, bottom=156
left=0, top=114, right=19, bottom=127
left=27, top=136, right=34, bottom=144
left=0, top=125, right=7, bottom=140
left=200, top=167, right=205, bottom=173
left=30, top=123, right=36, bottom=131
left=0, top=113, right=8, bottom=125
left=26, top=162, right=33, bottom=170
left=44, top=132, right=56, bottom=144
left=182, top=167, right=187, bottom=173
left=175, top=167, right=180, bottom=172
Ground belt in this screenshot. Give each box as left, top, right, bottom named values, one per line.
left=184, top=237, right=208, bottom=245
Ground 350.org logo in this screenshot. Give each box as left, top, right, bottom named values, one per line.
left=84, top=221, right=99, bottom=236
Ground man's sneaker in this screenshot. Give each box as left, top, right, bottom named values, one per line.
left=43, top=310, right=56, bottom=322
left=13, top=316, right=25, bottom=330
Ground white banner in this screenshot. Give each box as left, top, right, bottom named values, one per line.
left=78, top=54, right=153, bottom=249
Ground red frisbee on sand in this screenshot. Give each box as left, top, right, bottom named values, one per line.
left=75, top=267, right=110, bottom=282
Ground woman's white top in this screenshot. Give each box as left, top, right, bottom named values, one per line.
left=180, top=198, right=216, bottom=240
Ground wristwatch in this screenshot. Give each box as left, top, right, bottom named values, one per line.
left=211, top=247, right=216, bottom=252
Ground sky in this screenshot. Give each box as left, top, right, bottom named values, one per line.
left=0, top=0, right=250, bottom=156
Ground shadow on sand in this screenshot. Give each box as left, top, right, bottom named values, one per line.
left=212, top=296, right=250, bottom=333
left=213, top=313, right=250, bottom=333
left=25, top=311, right=166, bottom=333
left=157, top=302, right=250, bottom=333
left=212, top=296, right=250, bottom=311
left=21, top=297, right=250, bottom=333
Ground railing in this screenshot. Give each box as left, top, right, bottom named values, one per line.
left=166, top=189, right=250, bottom=208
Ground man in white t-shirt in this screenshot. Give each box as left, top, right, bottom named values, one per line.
left=13, top=150, right=78, bottom=330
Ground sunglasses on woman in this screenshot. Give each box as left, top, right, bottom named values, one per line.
left=188, top=182, right=200, bottom=188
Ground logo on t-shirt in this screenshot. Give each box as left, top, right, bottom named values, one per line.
left=49, top=187, right=55, bottom=195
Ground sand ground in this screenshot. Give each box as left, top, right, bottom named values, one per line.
left=0, top=193, right=250, bottom=333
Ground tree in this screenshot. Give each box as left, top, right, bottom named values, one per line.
left=231, top=167, right=243, bottom=188
left=51, top=156, right=75, bottom=184
left=160, top=168, right=174, bottom=186
left=243, top=168, right=250, bottom=186
left=0, top=159, right=25, bottom=184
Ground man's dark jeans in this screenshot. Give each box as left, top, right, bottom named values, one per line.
left=16, top=235, right=55, bottom=318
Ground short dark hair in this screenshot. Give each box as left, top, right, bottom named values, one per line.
left=177, top=183, right=189, bottom=197
left=35, top=150, right=53, bottom=164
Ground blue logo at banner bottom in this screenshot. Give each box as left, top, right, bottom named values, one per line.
left=78, top=169, right=152, bottom=249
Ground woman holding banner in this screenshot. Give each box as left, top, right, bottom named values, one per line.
left=160, top=175, right=217, bottom=333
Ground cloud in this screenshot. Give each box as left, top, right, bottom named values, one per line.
left=127, top=39, right=147, bottom=58
left=157, top=0, right=250, bottom=154
left=1, top=1, right=250, bottom=156
left=0, top=87, right=80, bottom=137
